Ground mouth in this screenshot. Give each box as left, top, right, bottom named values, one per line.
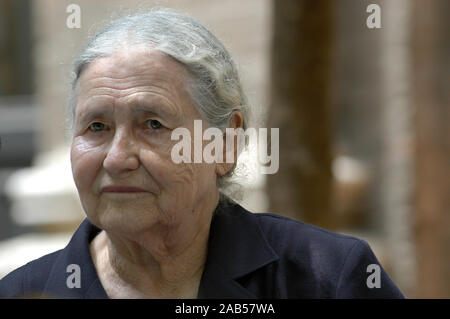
left=101, top=185, right=148, bottom=193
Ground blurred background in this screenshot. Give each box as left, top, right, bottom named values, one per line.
left=0, top=0, right=448, bottom=298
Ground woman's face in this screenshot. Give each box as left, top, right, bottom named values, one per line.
left=70, top=48, right=220, bottom=239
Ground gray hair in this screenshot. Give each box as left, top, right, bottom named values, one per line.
left=69, top=8, right=251, bottom=196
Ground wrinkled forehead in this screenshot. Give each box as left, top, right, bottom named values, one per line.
left=75, top=48, right=192, bottom=104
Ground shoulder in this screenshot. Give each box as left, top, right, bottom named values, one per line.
left=217, top=200, right=364, bottom=266
left=254, top=213, right=366, bottom=264
left=249, top=212, right=404, bottom=298
left=0, top=218, right=100, bottom=299
left=254, top=212, right=364, bottom=274
left=0, top=250, right=61, bottom=298
left=256, top=212, right=360, bottom=250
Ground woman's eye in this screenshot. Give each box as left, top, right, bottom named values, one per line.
left=146, top=119, right=163, bottom=130
left=88, top=122, right=108, bottom=132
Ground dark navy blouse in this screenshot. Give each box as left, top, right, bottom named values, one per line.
left=0, top=200, right=404, bottom=298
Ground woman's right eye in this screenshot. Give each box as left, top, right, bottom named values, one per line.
left=88, top=122, right=108, bottom=132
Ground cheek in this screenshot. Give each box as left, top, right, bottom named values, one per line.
left=140, top=148, right=216, bottom=198
left=71, top=138, right=104, bottom=193
left=140, top=148, right=189, bottom=189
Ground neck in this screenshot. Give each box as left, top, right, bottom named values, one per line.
left=90, top=197, right=218, bottom=298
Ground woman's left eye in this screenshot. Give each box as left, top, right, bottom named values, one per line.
left=146, top=119, right=163, bottom=130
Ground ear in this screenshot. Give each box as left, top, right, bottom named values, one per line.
left=216, top=111, right=244, bottom=177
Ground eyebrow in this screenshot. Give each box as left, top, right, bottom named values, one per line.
left=77, top=107, right=112, bottom=124
left=133, top=104, right=176, bottom=119
left=77, top=98, right=180, bottom=124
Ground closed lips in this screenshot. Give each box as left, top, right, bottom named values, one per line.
left=101, top=186, right=147, bottom=193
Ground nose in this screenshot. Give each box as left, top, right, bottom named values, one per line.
left=103, top=128, right=140, bottom=176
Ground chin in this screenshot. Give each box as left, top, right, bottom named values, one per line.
left=89, top=207, right=162, bottom=235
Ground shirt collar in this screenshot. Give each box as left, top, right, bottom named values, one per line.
left=198, top=199, right=279, bottom=298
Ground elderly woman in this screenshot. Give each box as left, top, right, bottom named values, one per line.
left=0, top=9, right=403, bottom=299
